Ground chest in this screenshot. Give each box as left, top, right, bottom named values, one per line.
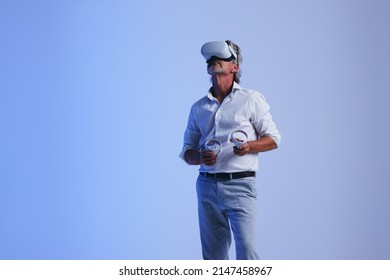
left=196, top=97, right=252, bottom=133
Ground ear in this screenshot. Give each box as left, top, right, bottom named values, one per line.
left=231, top=63, right=239, bottom=73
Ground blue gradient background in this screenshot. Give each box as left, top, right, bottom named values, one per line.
left=1, top=0, right=389, bottom=259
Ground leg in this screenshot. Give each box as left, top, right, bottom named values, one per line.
left=221, top=177, right=259, bottom=260
left=196, top=176, right=231, bottom=260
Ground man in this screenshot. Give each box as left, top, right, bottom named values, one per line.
left=180, top=40, right=281, bottom=260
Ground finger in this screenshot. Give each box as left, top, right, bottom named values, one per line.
left=233, top=147, right=244, bottom=156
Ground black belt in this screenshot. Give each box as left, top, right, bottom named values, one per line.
left=199, top=171, right=256, bottom=180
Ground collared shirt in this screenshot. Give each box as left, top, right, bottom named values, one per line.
left=180, top=82, right=281, bottom=173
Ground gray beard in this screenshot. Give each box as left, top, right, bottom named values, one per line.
left=207, top=66, right=229, bottom=75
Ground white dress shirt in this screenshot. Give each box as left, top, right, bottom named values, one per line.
left=180, top=82, right=281, bottom=173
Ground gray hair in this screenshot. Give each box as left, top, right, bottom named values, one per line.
left=225, top=40, right=243, bottom=84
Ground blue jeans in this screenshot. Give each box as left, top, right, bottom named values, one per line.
left=196, top=175, right=259, bottom=260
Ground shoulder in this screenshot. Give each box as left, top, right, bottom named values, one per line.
left=235, top=86, right=267, bottom=103
left=235, top=86, right=271, bottom=115
left=189, top=93, right=212, bottom=116
left=191, top=95, right=209, bottom=109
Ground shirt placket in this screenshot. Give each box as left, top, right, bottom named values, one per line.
left=214, top=95, right=232, bottom=140
left=214, top=104, right=222, bottom=139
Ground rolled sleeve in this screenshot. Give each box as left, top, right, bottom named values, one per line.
left=179, top=108, right=201, bottom=163
left=259, top=111, right=281, bottom=146
left=250, top=92, right=281, bottom=147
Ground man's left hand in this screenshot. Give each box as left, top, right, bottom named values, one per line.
left=233, top=142, right=250, bottom=156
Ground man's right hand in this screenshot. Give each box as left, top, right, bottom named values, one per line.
left=200, top=150, right=218, bottom=166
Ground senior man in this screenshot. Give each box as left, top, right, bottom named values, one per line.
left=180, top=40, right=281, bottom=260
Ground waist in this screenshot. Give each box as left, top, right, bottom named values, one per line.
left=199, top=171, right=256, bottom=180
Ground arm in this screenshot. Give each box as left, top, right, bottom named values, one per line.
left=184, top=149, right=218, bottom=166
left=184, top=149, right=201, bottom=165
left=233, top=135, right=277, bottom=156
left=236, top=91, right=280, bottom=156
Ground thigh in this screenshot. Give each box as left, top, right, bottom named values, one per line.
left=219, top=177, right=257, bottom=211
left=220, top=177, right=259, bottom=259
left=219, top=178, right=258, bottom=241
left=196, top=175, right=229, bottom=225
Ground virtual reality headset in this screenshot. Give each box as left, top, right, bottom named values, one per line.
left=201, top=41, right=237, bottom=63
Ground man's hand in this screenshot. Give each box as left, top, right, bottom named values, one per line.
left=233, top=136, right=278, bottom=156
left=200, top=150, right=218, bottom=165
left=233, top=142, right=250, bottom=156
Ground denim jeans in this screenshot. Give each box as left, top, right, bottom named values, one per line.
left=196, top=175, right=259, bottom=260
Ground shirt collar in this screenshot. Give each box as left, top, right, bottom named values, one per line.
left=206, top=82, right=242, bottom=101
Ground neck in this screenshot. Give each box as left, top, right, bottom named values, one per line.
left=211, top=74, right=235, bottom=103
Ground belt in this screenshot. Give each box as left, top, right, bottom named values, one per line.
left=199, top=171, right=256, bottom=180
